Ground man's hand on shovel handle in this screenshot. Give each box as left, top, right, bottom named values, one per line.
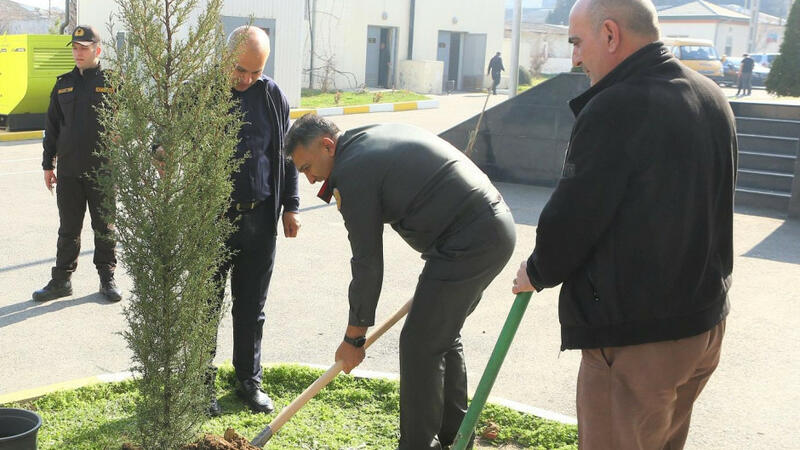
left=336, top=325, right=368, bottom=373
left=512, top=261, right=537, bottom=294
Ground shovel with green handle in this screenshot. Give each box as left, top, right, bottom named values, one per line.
left=450, top=291, right=534, bottom=450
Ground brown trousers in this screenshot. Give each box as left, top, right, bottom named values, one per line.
left=577, top=320, right=725, bottom=450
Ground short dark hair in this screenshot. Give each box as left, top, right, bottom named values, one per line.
left=285, top=113, right=340, bottom=156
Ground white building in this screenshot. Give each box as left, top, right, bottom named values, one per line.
left=658, top=0, right=786, bottom=57
left=76, top=1, right=305, bottom=106
left=502, top=23, right=570, bottom=77
left=304, top=0, right=505, bottom=94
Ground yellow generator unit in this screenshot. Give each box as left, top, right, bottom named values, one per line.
left=0, top=34, right=74, bottom=131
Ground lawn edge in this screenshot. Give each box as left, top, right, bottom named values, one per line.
left=0, top=362, right=576, bottom=426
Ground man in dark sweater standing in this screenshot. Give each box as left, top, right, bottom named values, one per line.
left=285, top=115, right=515, bottom=449
left=205, top=25, right=300, bottom=417
left=512, top=0, right=736, bottom=448
left=35, top=25, right=122, bottom=303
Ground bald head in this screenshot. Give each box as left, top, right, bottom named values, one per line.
left=227, top=26, right=271, bottom=92
left=568, top=0, right=659, bottom=85
left=578, top=0, right=660, bottom=41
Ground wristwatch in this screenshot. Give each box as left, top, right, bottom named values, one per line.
left=343, top=334, right=366, bottom=348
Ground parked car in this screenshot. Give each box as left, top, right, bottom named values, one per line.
left=721, top=57, right=770, bottom=87
left=750, top=53, right=779, bottom=68
left=662, top=38, right=724, bottom=83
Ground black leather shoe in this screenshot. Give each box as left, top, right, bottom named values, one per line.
left=32, top=279, right=72, bottom=302
left=208, top=396, right=222, bottom=417
left=236, top=380, right=274, bottom=414
left=99, top=278, right=122, bottom=302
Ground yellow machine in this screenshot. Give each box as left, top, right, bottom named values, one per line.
left=0, top=34, right=74, bottom=131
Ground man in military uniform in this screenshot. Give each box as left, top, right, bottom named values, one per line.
left=34, top=25, right=122, bottom=303
left=285, top=114, right=516, bottom=449
left=203, top=26, right=300, bottom=417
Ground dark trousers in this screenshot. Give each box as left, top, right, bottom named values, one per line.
left=211, top=200, right=277, bottom=384
left=491, top=73, right=501, bottom=94
left=53, top=175, right=116, bottom=281
left=398, top=205, right=516, bottom=450
left=737, top=72, right=752, bottom=95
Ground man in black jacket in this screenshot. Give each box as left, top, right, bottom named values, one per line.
left=487, top=51, right=505, bottom=95
left=35, top=25, right=122, bottom=303
left=205, top=26, right=300, bottom=416
left=512, top=0, right=736, bottom=448
left=285, top=115, right=516, bottom=449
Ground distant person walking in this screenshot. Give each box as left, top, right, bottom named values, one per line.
left=487, top=51, right=505, bottom=95
left=737, top=53, right=755, bottom=96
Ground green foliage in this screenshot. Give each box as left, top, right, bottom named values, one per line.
left=94, top=0, right=242, bottom=448
left=766, top=0, right=800, bottom=96
left=479, top=403, right=577, bottom=449
left=518, top=65, right=532, bottom=86
left=5, top=365, right=578, bottom=449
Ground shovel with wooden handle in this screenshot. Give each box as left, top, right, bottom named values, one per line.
left=251, top=298, right=413, bottom=447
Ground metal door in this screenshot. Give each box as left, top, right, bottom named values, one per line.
left=221, top=16, right=276, bottom=79
left=437, top=31, right=451, bottom=91
left=462, top=33, right=487, bottom=91
left=365, top=26, right=381, bottom=87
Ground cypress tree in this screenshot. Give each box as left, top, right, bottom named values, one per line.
left=766, top=0, right=800, bottom=96
left=95, top=0, right=241, bottom=447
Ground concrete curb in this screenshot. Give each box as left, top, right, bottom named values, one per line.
left=0, top=100, right=440, bottom=142
left=0, top=130, right=43, bottom=142
left=0, top=362, right=576, bottom=426
left=289, top=99, right=440, bottom=119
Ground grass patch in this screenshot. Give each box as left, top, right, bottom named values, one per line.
left=517, top=76, right=553, bottom=94
left=300, top=89, right=429, bottom=108
left=3, top=364, right=577, bottom=449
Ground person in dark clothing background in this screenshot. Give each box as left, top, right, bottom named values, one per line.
left=487, top=51, right=505, bottom=94
left=285, top=115, right=516, bottom=450
left=34, top=25, right=122, bottom=303
left=512, top=0, right=736, bottom=448
left=737, top=52, right=755, bottom=96
left=205, top=26, right=300, bottom=417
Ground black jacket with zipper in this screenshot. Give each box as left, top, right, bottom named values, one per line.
left=43, top=65, right=110, bottom=176
left=526, top=42, right=736, bottom=350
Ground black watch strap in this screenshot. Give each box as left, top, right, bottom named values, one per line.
left=343, top=334, right=366, bottom=348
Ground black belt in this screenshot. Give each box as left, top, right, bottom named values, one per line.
left=232, top=200, right=263, bottom=213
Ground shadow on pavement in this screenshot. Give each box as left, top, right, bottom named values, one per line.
left=0, top=250, right=94, bottom=274
left=496, top=182, right=553, bottom=227
left=0, top=293, right=112, bottom=329
left=743, top=220, right=800, bottom=265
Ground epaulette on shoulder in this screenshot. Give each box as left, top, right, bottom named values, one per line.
left=56, top=71, right=72, bottom=81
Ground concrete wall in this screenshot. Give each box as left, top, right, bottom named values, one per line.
left=412, top=0, right=504, bottom=64
left=397, top=59, right=444, bottom=94
left=439, top=72, right=590, bottom=186
left=503, top=26, right=570, bottom=76
left=303, top=0, right=410, bottom=91
left=76, top=0, right=304, bottom=106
